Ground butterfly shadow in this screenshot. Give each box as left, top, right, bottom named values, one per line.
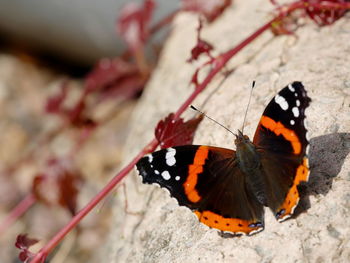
left=293, top=132, right=350, bottom=217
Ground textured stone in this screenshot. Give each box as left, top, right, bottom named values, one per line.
left=105, top=1, right=350, bottom=262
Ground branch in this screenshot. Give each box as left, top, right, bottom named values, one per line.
left=29, top=1, right=350, bottom=261
left=0, top=194, right=36, bottom=235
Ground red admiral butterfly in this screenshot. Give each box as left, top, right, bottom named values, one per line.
left=136, top=81, right=311, bottom=236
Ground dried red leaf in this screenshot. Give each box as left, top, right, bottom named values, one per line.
left=181, top=0, right=232, bottom=22
left=190, top=39, right=214, bottom=61
left=187, top=19, right=214, bottom=62
left=85, top=57, right=146, bottom=101
left=190, top=68, right=200, bottom=87
left=304, top=0, right=349, bottom=26
left=15, top=234, right=38, bottom=249
left=45, top=81, right=68, bottom=114
left=15, top=234, right=38, bottom=262
left=117, top=0, right=155, bottom=52
left=155, top=113, right=203, bottom=149
left=58, top=170, right=82, bottom=215
left=66, top=99, right=86, bottom=124
left=32, top=159, right=83, bottom=215
left=44, top=81, right=95, bottom=129
left=270, top=13, right=299, bottom=35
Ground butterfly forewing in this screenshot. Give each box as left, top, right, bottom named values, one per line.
left=137, top=145, right=264, bottom=235
left=253, top=81, right=311, bottom=221
left=137, top=145, right=202, bottom=208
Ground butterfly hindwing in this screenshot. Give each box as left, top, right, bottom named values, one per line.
left=136, top=145, right=264, bottom=235
left=253, top=81, right=311, bottom=221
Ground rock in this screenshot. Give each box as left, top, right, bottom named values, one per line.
left=104, top=1, right=350, bottom=262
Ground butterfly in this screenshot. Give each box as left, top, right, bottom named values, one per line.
left=136, top=81, right=311, bottom=235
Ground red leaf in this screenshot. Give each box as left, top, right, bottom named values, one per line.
left=15, top=234, right=38, bottom=249
left=66, top=99, right=86, bottom=124
left=32, top=159, right=83, bottom=215
left=117, top=0, right=155, bottom=52
left=45, top=81, right=68, bottom=114
left=187, top=19, right=214, bottom=62
left=15, top=234, right=38, bottom=262
left=84, top=57, right=146, bottom=101
left=270, top=14, right=299, bottom=35
left=190, top=68, right=200, bottom=87
left=155, top=113, right=203, bottom=149
left=181, top=0, right=232, bottom=22
left=304, top=0, right=349, bottom=26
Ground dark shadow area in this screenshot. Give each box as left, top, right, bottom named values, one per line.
left=293, top=132, right=350, bottom=217
left=0, top=34, right=91, bottom=77
left=219, top=231, right=241, bottom=238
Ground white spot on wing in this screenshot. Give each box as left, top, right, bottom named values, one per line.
left=290, top=120, right=295, bottom=125
left=305, top=157, right=310, bottom=168
left=290, top=198, right=300, bottom=214
left=175, top=176, right=180, bottom=181
left=161, top=171, right=171, bottom=180
left=147, top=154, right=153, bottom=163
left=248, top=227, right=264, bottom=236
left=288, top=83, right=295, bottom=92
left=305, top=145, right=310, bottom=155
left=166, top=148, right=176, bottom=166
left=292, top=107, right=300, bottom=117
left=277, top=213, right=292, bottom=222
left=155, top=170, right=160, bottom=175
left=305, top=161, right=311, bottom=181
left=274, top=94, right=289, bottom=110
left=296, top=100, right=300, bottom=107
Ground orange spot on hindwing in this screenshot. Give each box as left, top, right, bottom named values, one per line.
left=194, top=211, right=263, bottom=235
left=183, top=146, right=209, bottom=203
left=276, top=157, right=309, bottom=221
left=260, top=116, right=301, bottom=154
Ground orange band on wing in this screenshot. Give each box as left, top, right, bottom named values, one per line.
left=183, top=146, right=208, bottom=203
left=260, top=116, right=302, bottom=154
left=277, top=157, right=309, bottom=220
left=194, top=210, right=263, bottom=235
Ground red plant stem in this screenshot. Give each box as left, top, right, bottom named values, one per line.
left=0, top=194, right=36, bottom=235
left=131, top=10, right=180, bottom=76
left=121, top=10, right=179, bottom=61
left=30, top=138, right=158, bottom=263
left=133, top=47, right=150, bottom=78
left=301, top=1, right=350, bottom=10
left=150, top=10, right=179, bottom=35
left=29, top=1, right=350, bottom=262
left=30, top=15, right=280, bottom=263
left=174, top=11, right=288, bottom=118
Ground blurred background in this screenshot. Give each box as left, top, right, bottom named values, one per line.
left=0, top=0, right=234, bottom=261
left=0, top=0, right=178, bottom=74
left=0, top=1, right=179, bottom=262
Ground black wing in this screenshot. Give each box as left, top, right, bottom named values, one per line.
left=253, top=81, right=311, bottom=221
left=136, top=145, right=264, bottom=235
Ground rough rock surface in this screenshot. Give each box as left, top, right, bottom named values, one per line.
left=105, top=1, right=350, bottom=262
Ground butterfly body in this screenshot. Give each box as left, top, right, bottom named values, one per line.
left=136, top=81, right=311, bottom=235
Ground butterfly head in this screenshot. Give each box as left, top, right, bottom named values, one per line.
left=234, top=130, right=250, bottom=145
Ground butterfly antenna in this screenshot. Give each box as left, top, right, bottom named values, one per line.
left=241, top=81, right=255, bottom=134
left=190, top=105, right=236, bottom=137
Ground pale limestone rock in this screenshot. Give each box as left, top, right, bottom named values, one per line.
left=104, top=1, right=350, bottom=262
